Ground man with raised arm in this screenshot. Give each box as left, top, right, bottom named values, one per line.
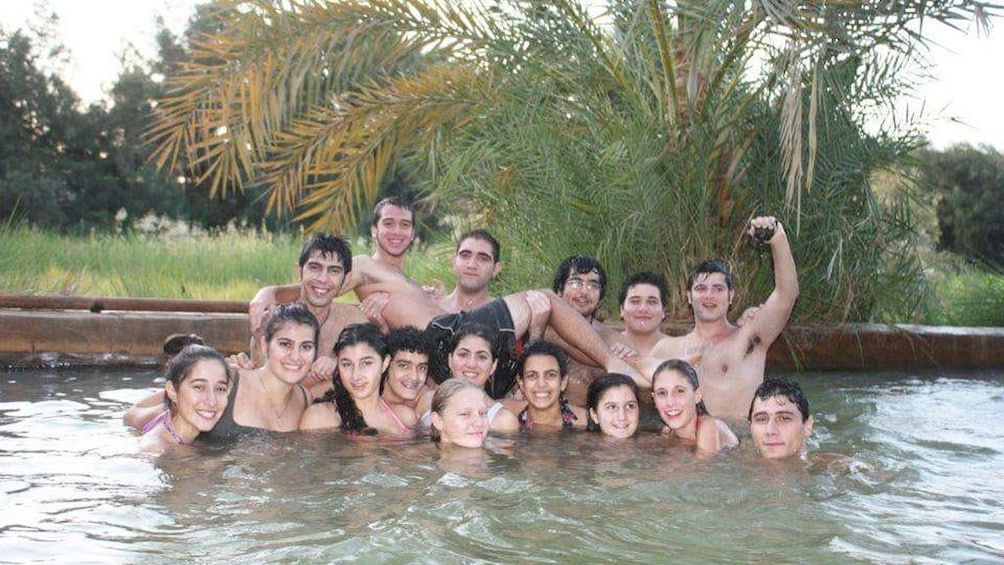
left=667, top=215, right=799, bottom=420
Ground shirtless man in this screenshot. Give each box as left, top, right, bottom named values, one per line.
left=618, top=271, right=675, bottom=358
left=243, top=233, right=366, bottom=396
left=252, top=203, right=643, bottom=392
left=551, top=255, right=625, bottom=406
left=667, top=216, right=799, bottom=420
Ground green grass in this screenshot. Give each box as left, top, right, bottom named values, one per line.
left=920, top=262, right=1004, bottom=327
left=1, top=223, right=1000, bottom=326
left=0, top=222, right=459, bottom=303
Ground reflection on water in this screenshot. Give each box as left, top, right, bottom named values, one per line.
left=1, top=368, right=1002, bottom=562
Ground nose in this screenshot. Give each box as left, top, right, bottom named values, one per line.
left=764, top=419, right=779, bottom=435
left=205, top=388, right=220, bottom=409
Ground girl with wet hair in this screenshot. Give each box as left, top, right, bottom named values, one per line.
left=585, top=373, right=640, bottom=439
left=139, top=343, right=230, bottom=453
left=299, top=323, right=415, bottom=436
left=650, top=359, right=737, bottom=452
left=512, top=340, right=587, bottom=431
left=429, top=378, right=490, bottom=448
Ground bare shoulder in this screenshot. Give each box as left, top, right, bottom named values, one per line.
left=491, top=406, right=520, bottom=433
left=650, top=334, right=689, bottom=361
left=299, top=402, right=340, bottom=431
left=391, top=403, right=417, bottom=427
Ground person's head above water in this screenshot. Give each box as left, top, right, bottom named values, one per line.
left=329, top=323, right=390, bottom=434
left=429, top=377, right=490, bottom=448
left=383, top=326, right=432, bottom=404
left=516, top=340, right=570, bottom=412
left=297, top=232, right=353, bottom=273
left=651, top=358, right=709, bottom=432
left=553, top=255, right=608, bottom=315
left=748, top=375, right=814, bottom=459
left=447, top=322, right=499, bottom=389
left=586, top=373, right=640, bottom=439
left=370, top=196, right=415, bottom=259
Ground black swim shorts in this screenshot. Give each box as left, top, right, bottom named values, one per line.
left=426, top=298, right=519, bottom=399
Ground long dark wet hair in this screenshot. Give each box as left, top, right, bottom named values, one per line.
left=324, top=323, right=386, bottom=435
left=651, top=359, right=710, bottom=418
left=163, top=342, right=230, bottom=411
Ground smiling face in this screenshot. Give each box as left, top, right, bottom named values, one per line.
left=560, top=269, right=603, bottom=318
left=431, top=387, right=490, bottom=448
left=452, top=237, right=500, bottom=294
left=297, top=250, right=347, bottom=309
left=383, top=350, right=429, bottom=403
left=620, top=283, right=666, bottom=335
left=749, top=395, right=813, bottom=459
left=370, top=204, right=415, bottom=259
left=687, top=272, right=733, bottom=323
left=262, top=322, right=317, bottom=385
left=448, top=334, right=497, bottom=388
left=337, top=342, right=390, bottom=402
left=165, top=358, right=230, bottom=436
left=518, top=353, right=567, bottom=411
left=589, top=385, right=640, bottom=439
left=651, top=368, right=700, bottom=434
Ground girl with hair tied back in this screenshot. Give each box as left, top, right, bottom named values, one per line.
left=650, top=359, right=737, bottom=453
left=139, top=340, right=231, bottom=453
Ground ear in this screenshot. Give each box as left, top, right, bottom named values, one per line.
left=589, top=407, right=598, bottom=424
left=491, top=261, right=503, bottom=278
left=165, top=381, right=179, bottom=404
left=340, top=271, right=353, bottom=291
left=803, top=416, right=814, bottom=438
left=490, top=359, right=498, bottom=375
left=728, top=289, right=735, bottom=305
left=560, top=375, right=568, bottom=393
left=430, top=411, right=444, bottom=433
left=694, top=387, right=703, bottom=404
left=685, top=291, right=693, bottom=305
left=370, top=224, right=378, bottom=239
left=380, top=355, right=391, bottom=374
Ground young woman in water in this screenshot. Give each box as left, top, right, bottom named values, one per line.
left=508, top=340, right=587, bottom=431
left=139, top=343, right=231, bottom=453
left=429, top=378, right=491, bottom=448
left=586, top=373, right=640, bottom=439
left=209, top=303, right=319, bottom=436
left=651, top=359, right=738, bottom=452
left=443, top=323, right=519, bottom=433
left=299, top=323, right=415, bottom=436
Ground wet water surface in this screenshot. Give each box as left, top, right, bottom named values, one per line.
left=1, top=368, right=1002, bottom=563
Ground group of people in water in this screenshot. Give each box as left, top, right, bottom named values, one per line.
left=128, top=197, right=816, bottom=462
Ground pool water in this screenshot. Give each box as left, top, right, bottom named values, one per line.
left=1, top=368, right=1002, bottom=563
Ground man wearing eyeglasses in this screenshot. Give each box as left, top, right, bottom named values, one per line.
left=551, top=255, right=636, bottom=406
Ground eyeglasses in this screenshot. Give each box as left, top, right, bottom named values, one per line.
left=566, top=278, right=602, bottom=292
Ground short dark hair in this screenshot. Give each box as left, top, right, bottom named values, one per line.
left=371, top=196, right=414, bottom=228
left=298, top=233, right=352, bottom=273
left=386, top=326, right=432, bottom=359
left=449, top=322, right=499, bottom=360
left=552, top=255, right=607, bottom=301
left=457, top=229, right=501, bottom=263
left=618, top=271, right=668, bottom=308
left=687, top=260, right=733, bottom=290
left=516, top=340, right=568, bottom=379
left=585, top=373, right=639, bottom=432
left=748, top=375, right=810, bottom=423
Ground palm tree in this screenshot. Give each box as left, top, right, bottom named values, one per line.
left=148, top=0, right=999, bottom=322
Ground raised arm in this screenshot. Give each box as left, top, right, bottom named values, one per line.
left=249, top=284, right=302, bottom=332
left=745, top=216, right=799, bottom=346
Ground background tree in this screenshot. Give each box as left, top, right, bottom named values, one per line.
left=148, top=0, right=1000, bottom=323
left=919, top=144, right=1004, bottom=264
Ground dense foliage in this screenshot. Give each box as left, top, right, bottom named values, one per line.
left=919, top=144, right=1004, bottom=264
left=147, top=0, right=1001, bottom=323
